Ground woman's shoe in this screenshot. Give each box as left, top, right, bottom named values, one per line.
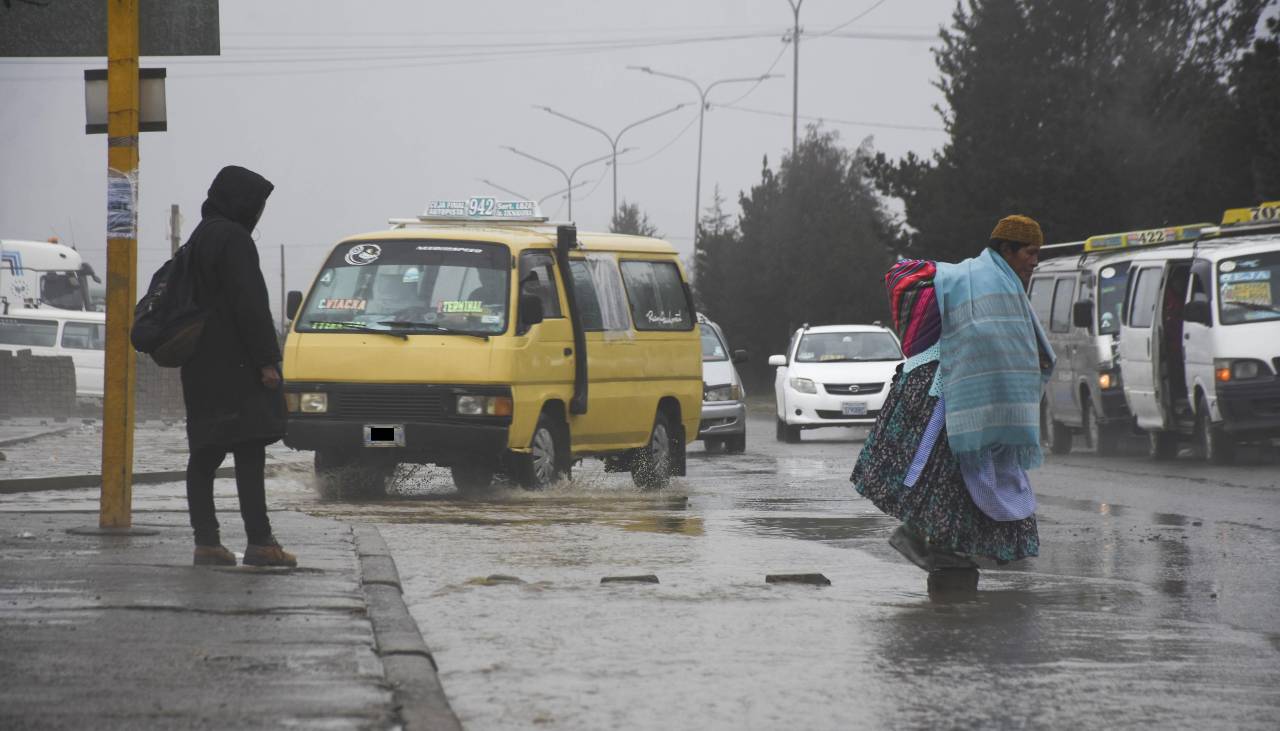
left=889, top=525, right=934, bottom=572
left=243, top=538, right=297, bottom=567
left=193, top=544, right=236, bottom=566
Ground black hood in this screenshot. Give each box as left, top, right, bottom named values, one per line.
left=201, top=165, right=274, bottom=230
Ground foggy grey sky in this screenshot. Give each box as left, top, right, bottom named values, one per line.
left=1, top=0, right=953, bottom=317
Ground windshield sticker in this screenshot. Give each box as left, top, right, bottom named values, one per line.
left=318, top=298, right=367, bottom=311
left=645, top=310, right=685, bottom=326
left=402, top=268, right=421, bottom=283
left=1100, top=266, right=1117, bottom=279
left=416, top=245, right=484, bottom=254
left=481, top=315, right=501, bottom=325
left=309, top=321, right=351, bottom=330
left=319, top=270, right=334, bottom=285
left=439, top=300, right=484, bottom=314
left=1220, top=260, right=1238, bottom=272
left=1221, top=282, right=1272, bottom=306
left=344, top=244, right=382, bottom=266
left=1220, top=270, right=1271, bottom=283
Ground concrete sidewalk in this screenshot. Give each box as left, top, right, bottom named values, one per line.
left=0, top=507, right=459, bottom=730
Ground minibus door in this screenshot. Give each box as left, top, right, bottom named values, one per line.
left=1118, top=263, right=1169, bottom=430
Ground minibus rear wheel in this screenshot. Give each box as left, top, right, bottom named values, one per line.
left=633, top=412, right=675, bottom=489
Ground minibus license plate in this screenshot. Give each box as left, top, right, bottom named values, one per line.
left=363, top=424, right=404, bottom=448
left=841, top=402, right=867, bottom=417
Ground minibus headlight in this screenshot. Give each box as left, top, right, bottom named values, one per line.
left=1215, top=358, right=1271, bottom=382
left=704, top=384, right=743, bottom=402
left=1098, top=370, right=1120, bottom=390
left=789, top=377, right=817, bottom=394
left=456, top=395, right=513, bottom=416
left=299, top=392, right=328, bottom=413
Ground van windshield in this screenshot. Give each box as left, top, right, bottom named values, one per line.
left=795, top=331, right=902, bottom=363
left=1218, top=250, right=1280, bottom=325
left=1096, top=262, right=1130, bottom=335
left=296, top=240, right=510, bottom=336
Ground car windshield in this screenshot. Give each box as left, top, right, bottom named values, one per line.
left=794, top=331, right=901, bottom=362
left=296, top=240, right=511, bottom=335
left=1218, top=250, right=1280, bottom=325
left=700, top=325, right=728, bottom=361
left=1096, top=262, right=1130, bottom=335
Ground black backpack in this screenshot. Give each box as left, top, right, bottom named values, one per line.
left=131, top=232, right=207, bottom=367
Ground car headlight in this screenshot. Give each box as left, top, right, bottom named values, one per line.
left=704, top=384, right=743, bottom=402
left=298, top=392, right=328, bottom=413
left=456, top=394, right=513, bottom=416
left=1215, top=358, right=1270, bottom=382
left=789, top=377, right=817, bottom=394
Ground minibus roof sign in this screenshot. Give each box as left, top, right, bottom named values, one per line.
left=1083, top=223, right=1214, bottom=253
left=1220, top=200, right=1280, bottom=226
left=411, top=197, right=548, bottom=224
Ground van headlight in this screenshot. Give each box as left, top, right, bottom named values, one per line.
left=704, top=384, right=743, bottom=402
left=1097, top=370, right=1120, bottom=390
left=1215, top=358, right=1271, bottom=382
left=789, top=377, right=817, bottom=394
left=456, top=394, right=513, bottom=416
left=289, top=392, right=327, bottom=413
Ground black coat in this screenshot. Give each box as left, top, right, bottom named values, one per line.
left=180, top=166, right=285, bottom=450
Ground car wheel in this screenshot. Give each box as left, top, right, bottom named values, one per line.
left=775, top=417, right=787, bottom=442
left=703, top=437, right=724, bottom=453
left=1084, top=399, right=1118, bottom=457
left=514, top=413, right=568, bottom=490
left=1194, top=394, right=1234, bottom=465
left=725, top=433, right=746, bottom=454
left=450, top=462, right=495, bottom=494
left=1148, top=430, right=1178, bottom=461
left=632, top=412, right=675, bottom=489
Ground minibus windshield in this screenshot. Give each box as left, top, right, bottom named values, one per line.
left=1096, top=262, right=1130, bottom=335
left=1218, top=250, right=1280, bottom=325
left=795, top=331, right=902, bottom=363
left=296, top=240, right=510, bottom=336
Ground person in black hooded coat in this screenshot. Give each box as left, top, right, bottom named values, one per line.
left=182, top=165, right=295, bottom=568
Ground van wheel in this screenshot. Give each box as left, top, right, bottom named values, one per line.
left=450, top=461, right=495, bottom=494
left=725, top=433, right=747, bottom=454
left=514, top=413, right=567, bottom=490
left=314, top=450, right=392, bottom=500
left=633, top=412, right=675, bottom=489
left=1084, top=400, right=1118, bottom=457
left=1148, top=430, right=1178, bottom=461
left=1194, top=395, right=1234, bottom=465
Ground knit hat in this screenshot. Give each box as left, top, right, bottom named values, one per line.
left=990, top=215, right=1043, bottom=247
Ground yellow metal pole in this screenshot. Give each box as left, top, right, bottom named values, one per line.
left=100, top=0, right=139, bottom=529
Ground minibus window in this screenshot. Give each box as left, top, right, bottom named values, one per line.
left=61, top=322, right=106, bottom=350
left=518, top=251, right=562, bottom=318
left=1128, top=267, right=1161, bottom=328
left=620, top=260, right=693, bottom=331
left=296, top=240, right=510, bottom=336
left=568, top=261, right=604, bottom=332
left=1096, top=262, right=1130, bottom=335
left=1028, top=277, right=1054, bottom=329
left=1050, top=278, right=1074, bottom=333
left=1218, top=250, right=1280, bottom=325
left=0, top=317, right=58, bottom=347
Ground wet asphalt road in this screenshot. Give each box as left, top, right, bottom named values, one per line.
left=291, top=410, right=1280, bottom=730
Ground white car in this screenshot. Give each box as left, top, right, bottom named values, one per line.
left=769, top=324, right=903, bottom=442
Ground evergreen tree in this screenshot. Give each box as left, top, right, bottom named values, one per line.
left=1232, top=13, right=1280, bottom=200
left=610, top=200, right=660, bottom=237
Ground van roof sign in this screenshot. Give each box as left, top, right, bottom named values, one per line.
left=419, top=197, right=546, bottom=222
left=1220, top=200, right=1280, bottom=226
left=1083, top=223, right=1213, bottom=253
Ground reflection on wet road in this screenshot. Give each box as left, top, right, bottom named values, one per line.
left=292, top=413, right=1280, bottom=730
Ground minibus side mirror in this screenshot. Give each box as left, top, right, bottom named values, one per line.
left=768, top=354, right=787, bottom=367
left=1183, top=299, right=1211, bottom=326
left=519, top=293, right=545, bottom=328
left=732, top=349, right=750, bottom=365
left=1072, top=300, right=1094, bottom=329
left=286, top=290, right=303, bottom=320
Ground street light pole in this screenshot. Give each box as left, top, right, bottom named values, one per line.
left=628, top=66, right=778, bottom=246
left=501, top=147, right=626, bottom=221
left=788, top=0, right=804, bottom=155
left=535, top=104, right=686, bottom=219
left=477, top=178, right=590, bottom=206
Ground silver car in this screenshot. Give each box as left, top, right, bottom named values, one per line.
left=698, top=315, right=748, bottom=453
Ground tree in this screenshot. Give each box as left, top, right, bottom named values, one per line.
left=610, top=201, right=660, bottom=237
left=1232, top=13, right=1280, bottom=200
left=871, top=0, right=1269, bottom=262
left=696, top=128, right=894, bottom=385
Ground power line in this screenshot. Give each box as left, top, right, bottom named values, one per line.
left=810, top=0, right=892, bottom=39
left=714, top=103, right=945, bottom=132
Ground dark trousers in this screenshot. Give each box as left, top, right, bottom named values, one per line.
left=186, top=443, right=272, bottom=547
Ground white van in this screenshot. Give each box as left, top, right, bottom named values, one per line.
left=1116, top=201, right=1280, bottom=462
left=1032, top=224, right=1213, bottom=455
left=0, top=309, right=106, bottom=397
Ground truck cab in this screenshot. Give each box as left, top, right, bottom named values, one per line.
left=1, top=239, right=98, bottom=312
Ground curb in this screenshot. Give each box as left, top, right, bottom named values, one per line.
left=0, top=463, right=300, bottom=494
left=352, top=523, right=462, bottom=731
left=0, top=424, right=77, bottom=448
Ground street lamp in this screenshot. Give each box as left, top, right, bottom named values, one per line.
left=534, top=103, right=686, bottom=218
left=628, top=66, right=779, bottom=245
left=501, top=146, right=631, bottom=221
left=476, top=178, right=590, bottom=207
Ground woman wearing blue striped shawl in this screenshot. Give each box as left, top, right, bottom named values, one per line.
left=851, top=215, right=1054, bottom=576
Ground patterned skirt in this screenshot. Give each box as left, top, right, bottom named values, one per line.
left=851, top=361, right=1039, bottom=562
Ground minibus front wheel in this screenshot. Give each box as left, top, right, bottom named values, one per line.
left=513, top=413, right=569, bottom=490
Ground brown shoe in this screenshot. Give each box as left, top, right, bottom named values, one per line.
left=243, top=539, right=297, bottom=568
left=193, top=545, right=237, bottom=566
